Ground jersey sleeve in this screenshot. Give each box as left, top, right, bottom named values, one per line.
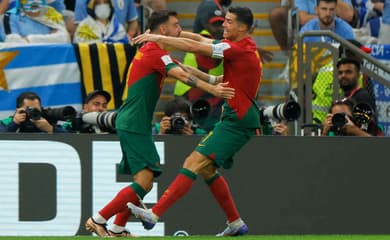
left=153, top=51, right=178, bottom=76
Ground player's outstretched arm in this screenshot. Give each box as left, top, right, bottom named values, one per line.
left=179, top=31, right=214, bottom=44
left=133, top=32, right=213, bottom=57
left=168, top=66, right=234, bottom=99
left=177, top=63, right=222, bottom=84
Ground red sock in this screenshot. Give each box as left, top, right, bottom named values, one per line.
left=208, top=175, right=240, bottom=223
left=153, top=171, right=195, bottom=217
left=99, top=186, right=139, bottom=220
left=113, top=209, right=132, bottom=227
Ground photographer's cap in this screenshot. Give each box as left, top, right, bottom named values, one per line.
left=84, top=90, right=111, bottom=104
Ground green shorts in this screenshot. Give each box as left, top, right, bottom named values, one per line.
left=195, top=121, right=256, bottom=169
left=117, top=130, right=162, bottom=177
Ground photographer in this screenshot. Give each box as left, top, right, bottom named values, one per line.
left=322, top=99, right=383, bottom=136
left=153, top=98, right=207, bottom=135
left=64, top=90, right=114, bottom=133
left=0, top=92, right=67, bottom=133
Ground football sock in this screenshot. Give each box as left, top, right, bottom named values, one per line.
left=206, top=173, right=240, bottom=223
left=153, top=168, right=196, bottom=217
left=99, top=182, right=145, bottom=221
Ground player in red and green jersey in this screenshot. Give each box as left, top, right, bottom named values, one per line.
left=129, top=6, right=262, bottom=236
left=85, top=10, right=235, bottom=237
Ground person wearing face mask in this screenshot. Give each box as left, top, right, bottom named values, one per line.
left=73, top=0, right=129, bottom=43
left=0, top=0, right=70, bottom=43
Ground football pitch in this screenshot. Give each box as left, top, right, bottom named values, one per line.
left=1, top=236, right=390, bottom=240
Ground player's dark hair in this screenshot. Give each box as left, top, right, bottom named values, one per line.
left=227, top=6, right=253, bottom=31
left=147, top=10, right=178, bottom=32
left=336, top=57, right=361, bottom=72
left=317, top=0, right=337, bottom=6
left=16, top=92, right=41, bottom=108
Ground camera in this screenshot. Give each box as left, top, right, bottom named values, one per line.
left=331, top=112, right=348, bottom=128
left=169, top=112, right=187, bottom=133
left=352, top=102, right=374, bottom=126
left=24, top=106, right=42, bottom=121
left=260, top=101, right=301, bottom=123
left=79, top=111, right=118, bottom=133
left=43, top=106, right=77, bottom=123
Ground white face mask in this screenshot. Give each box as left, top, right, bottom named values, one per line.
left=94, top=3, right=111, bottom=19
left=22, top=0, right=43, bottom=13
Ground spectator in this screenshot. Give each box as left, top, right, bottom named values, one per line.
left=300, top=0, right=355, bottom=43
left=193, top=0, right=232, bottom=33
left=0, top=0, right=9, bottom=14
left=3, top=0, right=65, bottom=13
left=378, top=0, right=390, bottom=43
left=296, top=0, right=354, bottom=26
left=174, top=12, right=225, bottom=132
left=140, top=0, right=166, bottom=11
left=0, top=0, right=70, bottom=44
left=73, top=0, right=129, bottom=43
left=0, top=92, right=67, bottom=133
left=74, top=0, right=138, bottom=37
left=312, top=40, right=373, bottom=124
left=153, top=98, right=207, bottom=135
left=63, top=89, right=113, bottom=133
left=269, top=0, right=354, bottom=50
left=337, top=57, right=376, bottom=109
left=322, top=98, right=382, bottom=136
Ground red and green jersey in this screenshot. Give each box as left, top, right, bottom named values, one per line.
left=212, top=37, right=262, bottom=128
left=116, top=42, right=178, bottom=134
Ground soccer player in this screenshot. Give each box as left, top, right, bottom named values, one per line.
left=129, top=6, right=262, bottom=236
left=84, top=10, right=235, bottom=237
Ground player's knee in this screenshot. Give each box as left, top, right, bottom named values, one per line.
left=183, top=151, right=212, bottom=174
left=199, top=165, right=217, bottom=179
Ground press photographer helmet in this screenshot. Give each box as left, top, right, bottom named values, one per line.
left=260, top=101, right=301, bottom=123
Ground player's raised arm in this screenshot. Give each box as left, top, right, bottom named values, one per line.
left=133, top=32, right=214, bottom=57
left=168, top=66, right=234, bottom=99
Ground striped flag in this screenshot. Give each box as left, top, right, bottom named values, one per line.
left=74, top=43, right=136, bottom=110
left=0, top=44, right=82, bottom=119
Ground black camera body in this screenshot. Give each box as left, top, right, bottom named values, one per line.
left=168, top=112, right=187, bottom=134
left=24, top=106, right=42, bottom=121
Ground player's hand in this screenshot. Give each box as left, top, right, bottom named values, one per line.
left=133, top=29, right=161, bottom=44
left=213, top=82, right=235, bottom=99
left=215, top=75, right=224, bottom=84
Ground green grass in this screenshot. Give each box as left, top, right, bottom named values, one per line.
left=1, top=236, right=390, bottom=240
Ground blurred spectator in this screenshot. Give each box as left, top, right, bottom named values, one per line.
left=337, top=57, right=376, bottom=110
left=322, top=98, right=382, bottom=136
left=3, top=0, right=65, bottom=13
left=0, top=0, right=70, bottom=44
left=75, top=0, right=138, bottom=37
left=269, top=0, right=354, bottom=50
left=378, top=0, right=390, bottom=43
left=152, top=98, right=207, bottom=135
left=174, top=13, right=225, bottom=132
left=140, top=0, right=165, bottom=11
left=73, top=0, right=128, bottom=43
left=63, top=9, right=76, bottom=40
left=193, top=0, right=232, bottom=33
left=0, top=92, right=67, bottom=133
left=63, top=89, right=113, bottom=133
left=0, top=0, right=9, bottom=14
left=296, top=0, right=354, bottom=26
left=300, top=0, right=355, bottom=43
left=312, top=40, right=373, bottom=124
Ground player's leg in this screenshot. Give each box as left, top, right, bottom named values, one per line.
left=108, top=169, right=154, bottom=237
left=200, top=166, right=248, bottom=236
left=86, top=131, right=160, bottom=237
left=128, top=151, right=213, bottom=230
